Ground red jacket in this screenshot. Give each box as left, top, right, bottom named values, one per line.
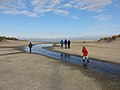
left=82, top=47, right=88, bottom=56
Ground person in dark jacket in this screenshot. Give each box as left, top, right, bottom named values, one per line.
left=60, top=40, right=64, bottom=49
left=68, top=40, right=71, bottom=49
left=64, top=39, right=68, bottom=49
left=82, top=46, right=89, bottom=62
left=29, top=42, right=33, bottom=53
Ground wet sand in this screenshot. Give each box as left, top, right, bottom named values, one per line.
left=0, top=40, right=101, bottom=90
left=51, top=40, right=120, bottom=64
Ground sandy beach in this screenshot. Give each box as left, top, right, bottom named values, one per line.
left=0, top=40, right=102, bottom=90
left=51, top=40, right=120, bottom=64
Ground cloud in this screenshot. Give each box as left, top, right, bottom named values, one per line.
left=0, top=0, right=38, bottom=17
left=79, top=0, right=112, bottom=11
left=54, top=10, right=69, bottom=16
left=0, top=0, right=26, bottom=10
left=63, top=4, right=72, bottom=8
left=4, top=9, right=38, bottom=17
left=70, top=16, right=80, bottom=20
left=94, top=14, right=112, bottom=21
left=0, top=0, right=112, bottom=17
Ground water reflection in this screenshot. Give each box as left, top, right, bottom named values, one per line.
left=24, top=44, right=120, bottom=81
left=60, top=53, right=70, bottom=59
left=83, top=60, right=89, bottom=68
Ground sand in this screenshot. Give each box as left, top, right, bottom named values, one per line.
left=51, top=40, right=120, bottom=64
left=0, top=40, right=101, bottom=90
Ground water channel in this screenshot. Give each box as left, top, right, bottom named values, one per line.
left=23, top=44, right=120, bottom=90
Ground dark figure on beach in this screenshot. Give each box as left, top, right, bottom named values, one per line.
left=82, top=46, right=89, bottom=62
left=64, top=39, right=68, bottom=49
left=60, top=40, right=64, bottom=49
left=68, top=40, right=71, bottom=49
left=29, top=42, right=33, bottom=53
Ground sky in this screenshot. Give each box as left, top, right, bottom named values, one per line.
left=0, top=0, right=120, bottom=40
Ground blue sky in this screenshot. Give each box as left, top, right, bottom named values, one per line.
left=0, top=0, right=120, bottom=39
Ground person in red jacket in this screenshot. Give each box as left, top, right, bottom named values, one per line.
left=82, top=46, right=89, bottom=62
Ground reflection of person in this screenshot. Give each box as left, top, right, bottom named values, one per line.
left=83, top=61, right=89, bottom=68
left=64, top=54, right=67, bottom=58
left=64, top=53, right=70, bottom=58
left=60, top=53, right=70, bottom=59
left=60, top=53, right=64, bottom=58
left=64, top=39, right=68, bottom=49
left=29, top=42, right=33, bottom=53
left=82, top=46, right=89, bottom=62
left=60, top=40, right=64, bottom=49
left=68, top=40, right=71, bottom=49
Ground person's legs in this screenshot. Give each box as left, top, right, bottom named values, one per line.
left=30, top=48, right=31, bottom=53
left=65, top=44, right=67, bottom=49
left=85, top=56, right=89, bottom=62
left=68, top=44, right=70, bottom=49
left=83, top=56, right=85, bottom=61
left=68, top=44, right=70, bottom=48
left=62, top=44, right=63, bottom=48
left=85, top=56, right=89, bottom=59
left=61, top=44, right=63, bottom=49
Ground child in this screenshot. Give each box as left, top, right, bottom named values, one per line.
left=82, top=46, right=89, bottom=62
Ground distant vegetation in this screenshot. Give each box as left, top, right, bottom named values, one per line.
left=0, top=36, right=18, bottom=42
left=98, top=34, right=120, bottom=42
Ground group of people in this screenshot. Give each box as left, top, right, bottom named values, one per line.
left=60, top=39, right=71, bottom=49
left=60, top=40, right=89, bottom=62
left=28, top=41, right=89, bottom=62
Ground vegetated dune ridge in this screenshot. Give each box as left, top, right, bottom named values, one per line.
left=51, top=34, right=120, bottom=64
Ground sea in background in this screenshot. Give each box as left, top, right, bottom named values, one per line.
left=20, top=36, right=102, bottom=42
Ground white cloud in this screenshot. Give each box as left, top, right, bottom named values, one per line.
left=54, top=10, right=69, bottom=16
left=0, top=0, right=112, bottom=17
left=80, top=0, right=112, bottom=11
left=0, top=0, right=26, bottom=10
left=4, top=9, right=38, bottom=17
left=70, top=16, right=80, bottom=20
left=63, top=4, right=72, bottom=8
left=94, top=14, right=112, bottom=21
left=48, top=0, right=63, bottom=8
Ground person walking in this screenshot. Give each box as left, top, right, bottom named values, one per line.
left=29, top=42, right=33, bottom=53
left=60, top=40, right=64, bottom=49
left=82, top=46, right=89, bottom=62
left=64, top=39, right=68, bottom=49
left=68, top=40, right=71, bottom=49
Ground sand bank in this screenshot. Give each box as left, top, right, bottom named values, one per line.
left=0, top=40, right=101, bottom=90
left=51, top=41, right=120, bottom=64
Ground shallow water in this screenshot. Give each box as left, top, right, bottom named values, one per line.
left=24, top=44, right=120, bottom=81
